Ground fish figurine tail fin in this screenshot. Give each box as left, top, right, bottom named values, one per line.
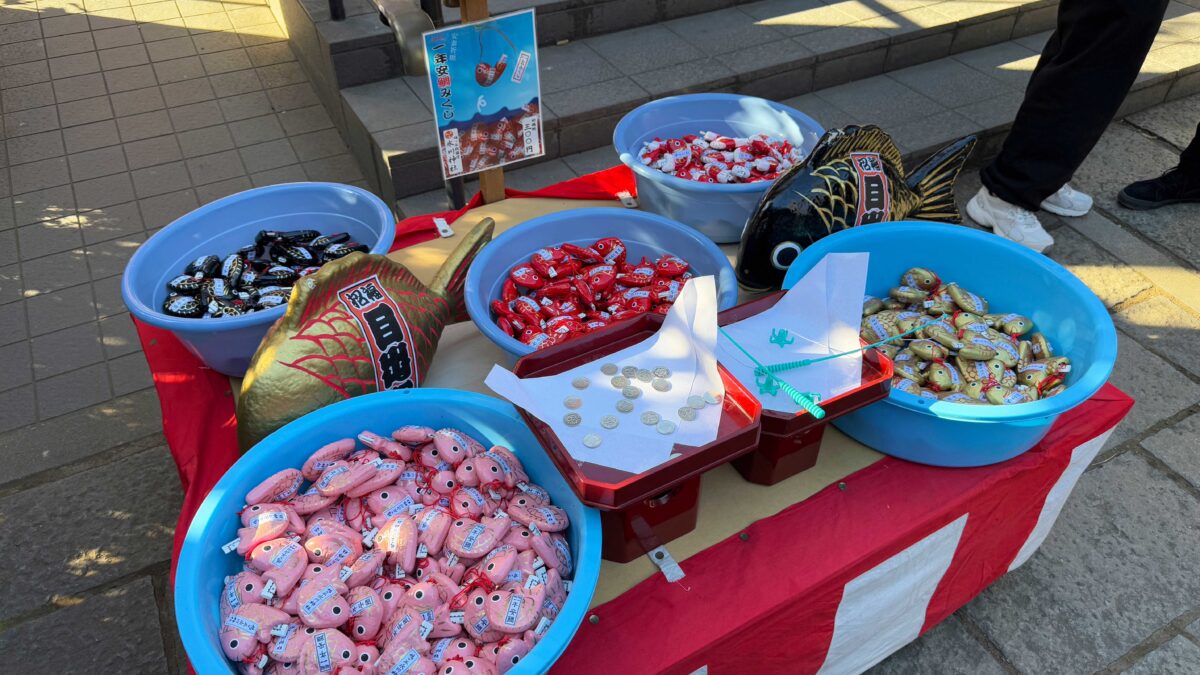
left=429, top=217, right=495, bottom=321
left=905, top=135, right=978, bottom=223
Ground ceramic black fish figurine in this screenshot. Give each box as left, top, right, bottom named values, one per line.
left=736, top=125, right=977, bottom=291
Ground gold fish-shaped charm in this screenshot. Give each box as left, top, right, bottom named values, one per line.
left=946, top=283, right=988, bottom=314
left=901, top=267, right=940, bottom=291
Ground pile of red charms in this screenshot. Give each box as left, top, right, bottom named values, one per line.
left=491, top=237, right=693, bottom=350
left=636, top=131, right=805, bottom=184
left=217, top=426, right=573, bottom=675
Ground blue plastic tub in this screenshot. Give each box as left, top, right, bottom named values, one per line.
left=782, top=221, right=1118, bottom=466
left=613, top=93, right=824, bottom=243
left=465, top=207, right=739, bottom=362
left=175, top=388, right=601, bottom=674
left=122, top=182, right=396, bottom=376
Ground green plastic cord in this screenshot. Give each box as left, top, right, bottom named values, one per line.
left=719, top=327, right=826, bottom=419
left=755, top=321, right=937, bottom=376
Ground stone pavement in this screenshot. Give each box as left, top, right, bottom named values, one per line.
left=1, top=2, right=1200, bottom=673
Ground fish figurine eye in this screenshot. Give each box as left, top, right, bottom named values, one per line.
left=770, top=241, right=802, bottom=271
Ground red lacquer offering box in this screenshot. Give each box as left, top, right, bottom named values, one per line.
left=512, top=314, right=762, bottom=563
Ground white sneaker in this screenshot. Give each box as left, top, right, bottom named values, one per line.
left=966, top=187, right=1055, bottom=253
left=1040, top=183, right=1093, bottom=217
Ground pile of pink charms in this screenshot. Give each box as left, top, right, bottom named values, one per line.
left=636, top=131, right=805, bottom=184
left=491, top=237, right=693, bottom=350
left=217, top=426, right=573, bottom=675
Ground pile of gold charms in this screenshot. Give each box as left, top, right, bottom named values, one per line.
left=862, top=267, right=1070, bottom=405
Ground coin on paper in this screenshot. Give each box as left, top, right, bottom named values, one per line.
left=610, top=375, right=629, bottom=389
left=571, top=377, right=590, bottom=390
left=677, top=406, right=698, bottom=421
left=704, top=391, right=723, bottom=405
left=622, top=386, right=642, bottom=400
left=636, top=369, right=653, bottom=383
left=653, top=366, right=671, bottom=378
left=616, top=400, right=635, bottom=413
left=621, top=366, right=638, bottom=378
left=687, top=395, right=706, bottom=409
left=600, top=415, right=619, bottom=429
left=656, top=420, right=677, bottom=435
left=600, top=363, right=618, bottom=375
left=563, top=396, right=583, bottom=409
left=563, top=412, right=582, bottom=427
left=582, top=433, right=602, bottom=448
left=652, top=378, right=671, bottom=392
left=640, top=411, right=661, bottom=425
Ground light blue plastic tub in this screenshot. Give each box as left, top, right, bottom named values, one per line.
left=465, top=207, right=739, bottom=362
left=122, top=183, right=396, bottom=377
left=613, top=93, right=824, bottom=244
left=782, top=221, right=1118, bottom=467
left=175, top=389, right=601, bottom=675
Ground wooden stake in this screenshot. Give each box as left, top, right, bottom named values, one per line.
left=459, top=0, right=506, bottom=204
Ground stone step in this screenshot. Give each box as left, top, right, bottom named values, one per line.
left=344, top=0, right=1063, bottom=203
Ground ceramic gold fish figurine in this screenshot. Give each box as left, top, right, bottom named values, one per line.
left=736, top=125, right=977, bottom=290
left=236, top=219, right=494, bottom=450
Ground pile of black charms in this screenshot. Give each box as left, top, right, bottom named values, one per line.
left=163, top=229, right=369, bottom=318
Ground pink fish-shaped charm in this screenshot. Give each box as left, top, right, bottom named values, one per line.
left=288, top=485, right=338, bottom=516
left=446, top=516, right=507, bottom=559
left=296, top=629, right=356, bottom=675
left=378, top=606, right=424, bottom=651
left=302, top=439, right=356, bottom=481
left=377, top=641, right=437, bottom=675
left=430, top=636, right=477, bottom=666
left=442, top=657, right=498, bottom=675
left=221, top=571, right=266, bottom=621
left=313, top=460, right=373, bottom=498
left=353, top=642, right=380, bottom=675
left=412, top=505, right=453, bottom=555
left=236, top=505, right=301, bottom=557
left=246, top=469, right=305, bottom=505
left=374, top=515, right=418, bottom=573
left=431, top=429, right=483, bottom=467
left=343, top=549, right=384, bottom=588
left=343, top=496, right=367, bottom=531
left=485, top=578, right=545, bottom=634
left=447, top=486, right=491, bottom=520
left=267, top=622, right=313, bottom=664
left=247, top=538, right=306, bottom=598
left=476, top=545, right=518, bottom=586
left=304, top=532, right=360, bottom=568
left=296, top=578, right=350, bottom=629
left=346, top=585, right=384, bottom=641
left=220, top=603, right=291, bottom=661
left=540, top=568, right=567, bottom=621
left=501, top=525, right=534, bottom=552
left=393, top=425, right=436, bottom=446
left=348, top=457, right=406, bottom=498
left=508, top=503, right=569, bottom=533
left=494, top=637, right=534, bottom=674
left=461, top=587, right=504, bottom=644
left=359, top=430, right=412, bottom=462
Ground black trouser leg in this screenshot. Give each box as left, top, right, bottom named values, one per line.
left=1176, top=121, right=1200, bottom=177
left=981, top=0, right=1168, bottom=211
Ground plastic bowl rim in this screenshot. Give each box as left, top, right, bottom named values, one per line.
left=782, top=220, right=1118, bottom=423
left=174, top=387, right=603, bottom=675
left=613, top=92, right=823, bottom=194
left=121, top=182, right=396, bottom=332
left=464, top=206, right=740, bottom=358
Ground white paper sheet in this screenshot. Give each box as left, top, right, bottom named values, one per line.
left=485, top=276, right=725, bottom=475
left=716, top=253, right=868, bottom=414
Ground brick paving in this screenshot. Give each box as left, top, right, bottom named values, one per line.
left=2, top=1, right=1200, bottom=673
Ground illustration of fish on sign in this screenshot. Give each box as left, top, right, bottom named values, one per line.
left=736, top=125, right=976, bottom=291
left=236, top=219, right=494, bottom=450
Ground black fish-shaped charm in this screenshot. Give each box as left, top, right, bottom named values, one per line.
left=185, top=254, right=220, bottom=277
left=736, top=125, right=976, bottom=291
left=321, top=241, right=368, bottom=262
left=166, top=274, right=203, bottom=295
left=308, top=232, right=350, bottom=249
left=164, top=294, right=204, bottom=318
left=220, top=253, right=245, bottom=282
left=253, top=265, right=298, bottom=287
left=271, top=244, right=316, bottom=266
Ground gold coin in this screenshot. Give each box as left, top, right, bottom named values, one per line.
left=622, top=386, right=642, bottom=400
left=656, top=420, right=677, bottom=435
left=621, top=366, right=638, bottom=378
left=616, top=400, right=634, bottom=413
left=600, top=415, right=619, bottom=429
left=652, top=378, right=671, bottom=392
left=653, top=366, right=671, bottom=378
left=636, top=369, right=653, bottom=383
left=563, top=396, right=582, bottom=409
left=600, top=363, right=618, bottom=375
left=563, top=412, right=582, bottom=426
left=610, top=375, right=629, bottom=389
left=677, top=406, right=697, bottom=421
left=571, top=377, right=590, bottom=390
left=687, top=395, right=705, bottom=409
left=640, top=411, right=661, bottom=425
left=582, top=434, right=602, bottom=448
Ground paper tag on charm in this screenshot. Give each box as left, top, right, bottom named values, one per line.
left=448, top=611, right=465, bottom=624
left=221, top=538, right=240, bottom=554
left=433, top=217, right=455, bottom=238
left=339, top=566, right=353, bottom=582
left=616, top=191, right=638, bottom=208
left=534, top=616, right=551, bottom=636
left=419, top=620, right=434, bottom=640
left=646, top=545, right=685, bottom=582
left=416, top=543, right=428, bottom=559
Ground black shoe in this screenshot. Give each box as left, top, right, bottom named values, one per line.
left=1118, top=167, right=1200, bottom=210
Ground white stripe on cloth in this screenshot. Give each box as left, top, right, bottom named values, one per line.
left=817, top=514, right=968, bottom=675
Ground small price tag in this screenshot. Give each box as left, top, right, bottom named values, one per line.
left=448, top=611, right=465, bottom=624
left=409, top=503, right=425, bottom=515
left=433, top=217, right=455, bottom=238
left=494, top=509, right=508, bottom=519
left=419, top=621, right=433, bottom=640
left=444, top=552, right=459, bottom=567
left=616, top=190, right=638, bottom=208
left=416, top=543, right=428, bottom=559
left=260, top=579, right=277, bottom=600
left=534, top=616, right=551, bottom=636
left=339, top=566, right=353, bottom=582
left=361, top=528, right=378, bottom=548
left=563, top=580, right=572, bottom=593
left=221, top=538, right=239, bottom=554
left=392, top=567, right=405, bottom=579
left=524, top=574, right=539, bottom=590
left=528, top=522, right=541, bottom=536
left=270, top=624, right=291, bottom=637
